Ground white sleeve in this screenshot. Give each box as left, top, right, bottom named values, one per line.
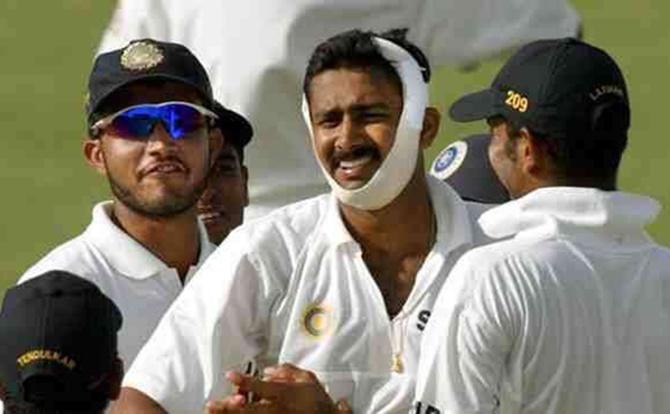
left=98, top=0, right=171, bottom=53
left=408, top=0, right=580, bottom=65
left=122, top=230, right=285, bottom=413
left=414, top=253, right=518, bottom=414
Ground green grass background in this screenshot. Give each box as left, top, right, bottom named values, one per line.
left=2, top=0, right=669, bottom=299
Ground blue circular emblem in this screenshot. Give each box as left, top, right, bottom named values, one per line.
left=430, top=141, right=468, bottom=181
left=434, top=147, right=458, bottom=173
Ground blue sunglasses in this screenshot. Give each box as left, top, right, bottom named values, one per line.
left=91, top=101, right=218, bottom=140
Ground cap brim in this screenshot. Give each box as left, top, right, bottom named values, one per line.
left=449, top=89, right=498, bottom=122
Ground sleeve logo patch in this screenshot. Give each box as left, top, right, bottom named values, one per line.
left=430, top=141, right=468, bottom=181
left=301, top=303, right=335, bottom=339
left=505, top=90, right=529, bottom=113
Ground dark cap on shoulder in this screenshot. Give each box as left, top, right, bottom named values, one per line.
left=430, top=134, right=510, bottom=204
left=0, top=271, right=122, bottom=409
left=86, top=38, right=214, bottom=124
left=449, top=38, right=629, bottom=139
left=213, top=101, right=253, bottom=151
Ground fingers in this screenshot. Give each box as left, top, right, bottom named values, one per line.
left=205, top=396, right=279, bottom=414
left=262, top=363, right=318, bottom=383
left=335, top=399, right=353, bottom=414
left=204, top=394, right=246, bottom=413
left=227, top=372, right=286, bottom=400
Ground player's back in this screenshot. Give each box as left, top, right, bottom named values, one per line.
left=468, top=231, right=670, bottom=413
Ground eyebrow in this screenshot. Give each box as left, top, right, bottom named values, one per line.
left=312, top=102, right=391, bottom=119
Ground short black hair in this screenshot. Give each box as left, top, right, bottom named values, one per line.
left=498, top=102, right=628, bottom=189
left=303, top=28, right=431, bottom=99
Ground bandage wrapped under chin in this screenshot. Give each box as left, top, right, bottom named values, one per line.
left=302, top=36, right=429, bottom=210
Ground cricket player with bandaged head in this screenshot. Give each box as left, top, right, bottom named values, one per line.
left=414, top=38, right=670, bottom=414
left=112, top=29, right=489, bottom=414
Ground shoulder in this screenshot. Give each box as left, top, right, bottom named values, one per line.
left=236, top=194, right=330, bottom=252
left=463, top=201, right=498, bottom=247
left=19, top=233, right=103, bottom=284
left=204, top=194, right=331, bottom=276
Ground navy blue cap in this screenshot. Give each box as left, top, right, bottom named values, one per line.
left=450, top=38, right=630, bottom=139
left=430, top=134, right=510, bottom=204
left=213, top=101, right=253, bottom=151
left=0, top=271, right=122, bottom=409
left=86, top=39, right=214, bottom=124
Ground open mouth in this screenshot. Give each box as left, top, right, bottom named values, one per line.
left=332, top=147, right=379, bottom=187
left=198, top=211, right=224, bottom=222
left=339, top=154, right=374, bottom=171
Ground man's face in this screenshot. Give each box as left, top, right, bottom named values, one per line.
left=488, top=118, right=525, bottom=199
left=307, top=68, right=403, bottom=189
left=90, top=82, right=214, bottom=217
left=197, top=136, right=248, bottom=245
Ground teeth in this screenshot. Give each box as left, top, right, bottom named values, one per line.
left=154, top=164, right=180, bottom=173
left=340, top=155, right=372, bottom=170
left=199, top=212, right=221, bottom=220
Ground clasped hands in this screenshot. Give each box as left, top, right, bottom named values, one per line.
left=204, top=363, right=352, bottom=414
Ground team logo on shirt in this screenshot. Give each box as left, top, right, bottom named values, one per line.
left=430, top=141, right=468, bottom=181
left=301, top=303, right=334, bottom=339
left=120, top=41, right=164, bottom=71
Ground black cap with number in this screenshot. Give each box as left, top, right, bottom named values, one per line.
left=449, top=38, right=630, bottom=139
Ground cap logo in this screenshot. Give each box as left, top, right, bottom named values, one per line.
left=120, top=41, right=164, bottom=71
left=505, top=90, right=529, bottom=113
left=301, top=303, right=335, bottom=339
left=430, top=141, right=468, bottom=181
left=17, top=349, right=76, bottom=370
left=589, top=85, right=624, bottom=101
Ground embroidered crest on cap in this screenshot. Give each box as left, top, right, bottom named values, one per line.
left=430, top=140, right=468, bottom=181
left=121, top=41, right=164, bottom=71
left=301, top=303, right=334, bottom=339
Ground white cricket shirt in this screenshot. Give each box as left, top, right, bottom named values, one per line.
left=414, top=187, right=670, bottom=414
left=98, top=0, right=579, bottom=219
left=123, top=177, right=482, bottom=413
left=19, top=201, right=214, bottom=368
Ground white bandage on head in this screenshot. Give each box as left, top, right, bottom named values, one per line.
left=302, top=37, right=429, bottom=211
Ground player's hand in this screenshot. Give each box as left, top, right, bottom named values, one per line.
left=204, top=363, right=352, bottom=414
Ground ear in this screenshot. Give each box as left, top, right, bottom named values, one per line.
left=209, top=128, right=224, bottom=168
left=241, top=165, right=250, bottom=207
left=518, top=128, right=547, bottom=176
left=419, top=107, right=441, bottom=149
left=83, top=138, right=107, bottom=175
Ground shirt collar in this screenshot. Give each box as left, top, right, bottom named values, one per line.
left=321, top=175, right=473, bottom=253
left=479, top=187, right=661, bottom=243
left=84, top=201, right=213, bottom=280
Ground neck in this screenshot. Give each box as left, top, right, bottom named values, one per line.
left=340, top=168, right=434, bottom=257
left=111, top=200, right=201, bottom=281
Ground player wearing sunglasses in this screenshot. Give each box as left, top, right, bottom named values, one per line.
left=17, top=39, right=235, bottom=370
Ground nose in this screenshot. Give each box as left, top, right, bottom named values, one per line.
left=145, top=122, right=178, bottom=153
left=334, top=114, right=364, bottom=152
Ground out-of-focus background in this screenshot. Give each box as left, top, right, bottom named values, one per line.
left=2, top=0, right=669, bottom=298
